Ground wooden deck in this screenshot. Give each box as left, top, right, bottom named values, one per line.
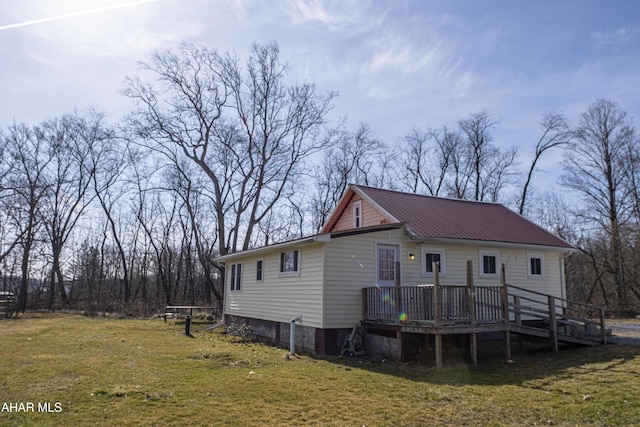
left=361, top=261, right=608, bottom=368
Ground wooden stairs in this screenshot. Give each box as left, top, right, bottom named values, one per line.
left=505, top=284, right=609, bottom=351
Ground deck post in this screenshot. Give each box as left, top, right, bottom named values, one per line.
left=500, top=264, right=508, bottom=321
left=395, top=261, right=402, bottom=321
left=500, top=264, right=512, bottom=362
left=398, top=330, right=406, bottom=362
left=466, top=260, right=477, bottom=365
left=548, top=295, right=558, bottom=352
left=362, top=288, right=368, bottom=321
left=513, top=296, right=522, bottom=326
left=433, top=262, right=441, bottom=327
left=467, top=260, right=476, bottom=324
left=435, top=334, right=443, bottom=370
left=433, top=262, right=443, bottom=369
left=599, top=308, right=607, bottom=345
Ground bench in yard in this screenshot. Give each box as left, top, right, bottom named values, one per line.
left=163, top=306, right=218, bottom=322
left=0, top=292, right=15, bottom=319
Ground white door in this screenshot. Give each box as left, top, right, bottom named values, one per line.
left=376, top=244, right=399, bottom=287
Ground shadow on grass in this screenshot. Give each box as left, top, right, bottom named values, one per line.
left=317, top=339, right=640, bottom=387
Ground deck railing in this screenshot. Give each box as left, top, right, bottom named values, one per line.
left=363, top=285, right=503, bottom=324
left=362, top=282, right=607, bottom=344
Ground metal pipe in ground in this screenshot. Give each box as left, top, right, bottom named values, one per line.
left=185, top=316, right=192, bottom=336
left=289, top=314, right=302, bottom=355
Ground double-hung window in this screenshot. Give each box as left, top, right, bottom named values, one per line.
left=256, top=259, right=264, bottom=281
left=230, top=263, right=242, bottom=291
left=422, top=247, right=445, bottom=276
left=527, top=252, right=544, bottom=277
left=280, top=250, right=300, bottom=275
left=353, top=200, right=362, bottom=228
left=479, top=250, right=499, bottom=277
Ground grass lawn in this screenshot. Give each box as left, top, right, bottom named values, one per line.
left=1, top=314, right=640, bottom=426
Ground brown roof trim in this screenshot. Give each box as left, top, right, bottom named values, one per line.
left=330, top=222, right=404, bottom=238
left=215, top=223, right=406, bottom=262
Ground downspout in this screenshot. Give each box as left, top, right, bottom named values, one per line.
left=290, top=314, right=302, bottom=355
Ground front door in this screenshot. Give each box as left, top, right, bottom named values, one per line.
left=376, top=244, right=399, bottom=286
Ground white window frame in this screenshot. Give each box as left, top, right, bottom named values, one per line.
left=256, top=259, right=264, bottom=282
left=230, top=262, right=242, bottom=291
left=353, top=200, right=362, bottom=228
left=279, top=249, right=300, bottom=276
left=527, top=252, right=544, bottom=278
left=421, top=246, right=445, bottom=277
left=479, top=249, right=499, bottom=278
left=375, top=243, right=399, bottom=286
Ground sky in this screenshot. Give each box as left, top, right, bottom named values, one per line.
left=1, top=0, right=640, bottom=189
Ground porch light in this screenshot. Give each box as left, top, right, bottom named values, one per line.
left=408, top=252, right=415, bottom=260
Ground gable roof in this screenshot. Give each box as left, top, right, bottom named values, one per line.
left=323, top=184, right=573, bottom=249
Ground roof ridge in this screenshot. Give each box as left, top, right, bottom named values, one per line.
left=350, top=183, right=504, bottom=206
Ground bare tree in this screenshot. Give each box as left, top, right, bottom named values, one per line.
left=124, top=42, right=336, bottom=263
left=399, top=126, right=460, bottom=196
left=221, top=43, right=336, bottom=250
left=163, top=160, right=222, bottom=302
left=457, top=111, right=520, bottom=202
left=483, top=146, right=520, bottom=203
left=88, top=133, right=133, bottom=303
left=446, top=132, right=474, bottom=199
left=458, top=111, right=500, bottom=200
left=562, top=98, right=638, bottom=313
left=40, top=111, right=107, bottom=308
left=3, top=123, right=52, bottom=312
left=310, top=122, right=384, bottom=232
left=518, top=112, right=572, bottom=215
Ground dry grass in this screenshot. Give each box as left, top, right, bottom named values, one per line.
left=1, top=313, right=640, bottom=426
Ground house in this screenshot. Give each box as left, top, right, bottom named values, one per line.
left=215, top=184, right=589, bottom=362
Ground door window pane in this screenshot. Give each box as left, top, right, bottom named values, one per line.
left=378, top=248, right=396, bottom=282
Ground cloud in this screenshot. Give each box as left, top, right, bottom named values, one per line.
left=591, top=25, right=640, bottom=47
left=352, top=28, right=477, bottom=103
left=281, top=0, right=382, bottom=33
left=367, top=37, right=444, bottom=76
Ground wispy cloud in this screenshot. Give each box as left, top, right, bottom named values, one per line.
left=282, top=0, right=381, bottom=33
left=0, top=0, right=159, bottom=31
left=367, top=36, right=445, bottom=77
left=591, top=25, right=640, bottom=47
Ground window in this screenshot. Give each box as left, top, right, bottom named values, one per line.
left=230, top=263, right=242, bottom=291
left=256, top=259, right=263, bottom=281
left=421, top=247, right=445, bottom=276
left=280, top=250, right=300, bottom=274
left=479, top=250, right=499, bottom=277
left=377, top=244, right=397, bottom=283
left=353, top=200, right=362, bottom=228
left=527, top=252, right=544, bottom=277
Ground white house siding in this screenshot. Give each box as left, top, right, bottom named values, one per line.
left=331, top=196, right=388, bottom=231
left=224, top=242, right=325, bottom=328
left=323, top=228, right=406, bottom=328
left=400, top=242, right=567, bottom=302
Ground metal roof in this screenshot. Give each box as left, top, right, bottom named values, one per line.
left=352, top=185, right=573, bottom=249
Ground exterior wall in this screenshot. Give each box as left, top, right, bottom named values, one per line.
left=400, top=241, right=567, bottom=309
left=222, top=227, right=568, bottom=357
left=224, top=242, right=325, bottom=328
left=323, top=227, right=406, bottom=328
left=225, top=314, right=351, bottom=355
left=331, top=195, right=388, bottom=232
left=324, top=229, right=568, bottom=329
